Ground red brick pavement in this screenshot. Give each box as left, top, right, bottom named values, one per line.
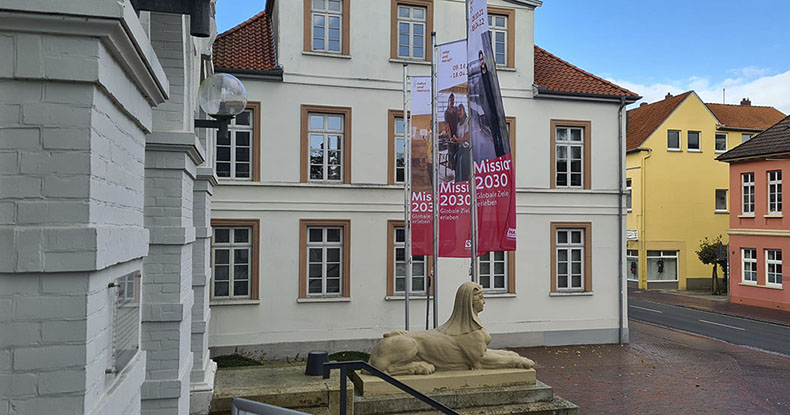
left=511, top=321, right=790, bottom=415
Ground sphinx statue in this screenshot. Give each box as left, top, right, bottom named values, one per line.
left=369, top=282, right=535, bottom=375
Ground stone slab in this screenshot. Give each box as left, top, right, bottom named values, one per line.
left=353, top=380, right=555, bottom=415
left=351, top=368, right=536, bottom=396
left=210, top=365, right=353, bottom=414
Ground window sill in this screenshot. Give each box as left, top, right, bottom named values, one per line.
left=715, top=150, right=726, bottom=154
left=496, top=66, right=516, bottom=72
left=764, top=214, right=783, bottom=219
left=389, top=58, right=431, bottom=66
left=210, top=299, right=261, bottom=306
left=303, top=51, right=351, bottom=59
left=738, top=282, right=782, bottom=290
left=483, top=292, right=516, bottom=298
left=550, top=291, right=593, bottom=297
left=297, top=297, right=351, bottom=303
left=385, top=295, right=429, bottom=301
left=667, top=148, right=682, bottom=152
left=687, top=149, right=702, bottom=153
left=647, top=279, right=679, bottom=283
left=714, top=210, right=729, bottom=214
left=738, top=214, right=756, bottom=219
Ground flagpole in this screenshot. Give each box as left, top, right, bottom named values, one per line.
left=431, top=31, right=439, bottom=329
left=466, top=0, right=479, bottom=283
left=402, top=64, right=411, bottom=331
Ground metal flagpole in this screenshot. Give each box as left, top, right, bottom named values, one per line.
left=431, top=31, right=439, bottom=329
left=465, top=0, right=479, bottom=284
left=402, top=64, right=411, bottom=331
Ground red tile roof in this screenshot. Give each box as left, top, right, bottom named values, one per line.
left=212, top=13, right=639, bottom=101
left=626, top=92, right=786, bottom=150
left=214, top=10, right=277, bottom=72
left=626, top=92, right=693, bottom=150
left=533, top=46, right=639, bottom=99
left=706, top=103, right=785, bottom=131
left=718, top=115, right=790, bottom=161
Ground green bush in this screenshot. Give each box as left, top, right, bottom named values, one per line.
left=214, top=354, right=263, bottom=368
left=328, top=351, right=370, bottom=362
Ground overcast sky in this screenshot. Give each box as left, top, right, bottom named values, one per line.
left=216, top=0, right=790, bottom=113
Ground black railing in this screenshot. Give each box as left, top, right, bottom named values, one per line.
left=323, top=360, right=460, bottom=415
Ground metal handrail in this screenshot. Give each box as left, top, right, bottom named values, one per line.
left=323, top=360, right=460, bottom=415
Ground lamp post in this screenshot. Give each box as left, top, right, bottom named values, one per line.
left=194, top=73, right=248, bottom=140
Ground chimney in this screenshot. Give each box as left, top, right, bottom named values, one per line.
left=640, top=102, right=648, bottom=107
left=665, top=92, right=673, bottom=99
left=740, top=98, right=751, bottom=106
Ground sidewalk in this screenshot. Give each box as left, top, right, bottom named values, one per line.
left=628, top=287, right=790, bottom=326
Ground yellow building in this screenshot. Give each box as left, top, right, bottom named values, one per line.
left=625, top=92, right=785, bottom=290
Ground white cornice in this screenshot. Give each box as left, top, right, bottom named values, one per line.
left=0, top=2, right=168, bottom=104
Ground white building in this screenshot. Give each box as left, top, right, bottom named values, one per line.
left=208, top=0, right=640, bottom=359
left=1, top=1, right=219, bottom=414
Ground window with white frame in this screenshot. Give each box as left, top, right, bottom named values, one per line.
left=479, top=251, right=507, bottom=292
left=556, top=229, right=584, bottom=290
left=217, top=108, right=253, bottom=179
left=742, top=248, right=757, bottom=283
left=307, top=226, right=344, bottom=296
left=767, top=249, right=782, bottom=286
left=393, top=226, right=426, bottom=294
left=397, top=5, right=426, bottom=59
left=715, top=189, right=728, bottom=212
left=311, top=0, right=343, bottom=53
left=626, top=178, right=632, bottom=212
left=627, top=250, right=639, bottom=281
left=394, top=116, right=406, bottom=183
left=309, top=113, right=344, bottom=181
left=667, top=130, right=680, bottom=150
left=742, top=172, right=755, bottom=214
left=488, top=14, right=508, bottom=66
left=212, top=227, right=252, bottom=298
left=646, top=250, right=678, bottom=281
left=688, top=131, right=700, bottom=151
left=768, top=170, right=782, bottom=214
left=742, top=133, right=753, bottom=143
left=715, top=133, right=727, bottom=153
left=555, top=126, right=584, bottom=188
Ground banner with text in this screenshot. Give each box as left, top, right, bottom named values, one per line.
left=467, top=0, right=517, bottom=253
left=435, top=39, right=473, bottom=257
left=409, top=76, right=434, bottom=256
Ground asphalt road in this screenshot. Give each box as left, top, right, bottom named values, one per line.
left=628, top=298, right=790, bottom=357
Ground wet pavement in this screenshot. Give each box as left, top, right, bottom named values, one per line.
left=511, top=321, right=790, bottom=415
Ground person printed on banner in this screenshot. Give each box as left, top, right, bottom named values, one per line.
left=443, top=93, right=459, bottom=170
left=478, top=50, right=507, bottom=159
left=452, top=104, right=471, bottom=182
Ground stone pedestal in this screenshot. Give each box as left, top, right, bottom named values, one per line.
left=352, top=368, right=536, bottom=396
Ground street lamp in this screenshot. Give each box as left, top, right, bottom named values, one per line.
left=194, top=73, right=248, bottom=140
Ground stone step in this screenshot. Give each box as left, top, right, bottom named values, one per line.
left=396, top=397, right=579, bottom=415
left=353, top=381, right=555, bottom=415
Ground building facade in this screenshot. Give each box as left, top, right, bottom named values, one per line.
left=0, top=1, right=219, bottom=414
left=718, top=115, right=790, bottom=311
left=625, top=92, right=784, bottom=290
left=208, top=0, right=640, bottom=359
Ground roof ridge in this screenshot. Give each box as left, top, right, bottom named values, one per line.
left=626, top=91, right=692, bottom=113
left=534, top=44, right=637, bottom=97
left=217, top=9, right=267, bottom=39
left=705, top=102, right=779, bottom=110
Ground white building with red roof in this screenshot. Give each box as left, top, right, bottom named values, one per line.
left=207, top=0, right=641, bottom=358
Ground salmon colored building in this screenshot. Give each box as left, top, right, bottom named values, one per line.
left=718, top=115, right=790, bottom=311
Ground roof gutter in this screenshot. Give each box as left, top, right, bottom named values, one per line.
left=626, top=147, right=650, bottom=154
left=534, top=85, right=641, bottom=104
left=717, top=151, right=790, bottom=163
left=716, top=124, right=765, bottom=133
left=215, top=67, right=284, bottom=81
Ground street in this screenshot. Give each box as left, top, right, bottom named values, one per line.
left=513, top=320, right=790, bottom=415
left=629, top=298, right=790, bottom=356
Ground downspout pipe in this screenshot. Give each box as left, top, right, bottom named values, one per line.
left=618, top=97, right=628, bottom=344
